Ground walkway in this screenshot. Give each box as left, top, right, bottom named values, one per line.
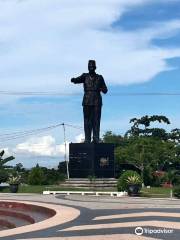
left=0, top=194, right=179, bottom=240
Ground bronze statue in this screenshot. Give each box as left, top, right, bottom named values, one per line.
left=71, top=60, right=108, bottom=143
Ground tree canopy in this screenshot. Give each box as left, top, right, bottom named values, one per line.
left=103, top=115, right=180, bottom=186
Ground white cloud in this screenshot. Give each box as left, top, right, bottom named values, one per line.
left=0, top=0, right=179, bottom=93
left=13, top=133, right=84, bottom=158
left=14, top=135, right=66, bottom=157
left=75, top=133, right=84, bottom=143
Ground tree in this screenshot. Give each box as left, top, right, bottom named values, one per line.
left=58, top=161, right=67, bottom=175
left=14, top=163, right=24, bottom=172
left=28, top=164, right=46, bottom=185
left=126, top=115, right=170, bottom=139
left=0, top=150, right=15, bottom=168
left=0, top=150, right=15, bottom=183
left=102, top=131, right=123, bottom=146
left=102, top=115, right=180, bottom=186
left=115, top=136, right=177, bottom=184
left=169, top=128, right=180, bottom=143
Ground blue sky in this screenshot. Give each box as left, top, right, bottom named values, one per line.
left=0, top=0, right=180, bottom=167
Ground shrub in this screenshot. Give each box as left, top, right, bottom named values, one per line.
left=143, top=167, right=154, bottom=186
left=0, top=169, right=8, bottom=183
left=42, top=169, right=66, bottom=185
left=117, top=170, right=142, bottom=191
left=172, top=175, right=180, bottom=186
left=20, top=171, right=29, bottom=184
left=8, top=171, right=21, bottom=184
left=173, top=186, right=180, bottom=198
left=58, top=173, right=66, bottom=182
left=126, top=175, right=142, bottom=185
left=46, top=172, right=66, bottom=184
left=152, top=175, right=164, bottom=187
left=28, top=166, right=46, bottom=185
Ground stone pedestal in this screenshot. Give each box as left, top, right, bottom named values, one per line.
left=69, top=143, right=115, bottom=178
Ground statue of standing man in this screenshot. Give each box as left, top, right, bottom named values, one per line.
left=71, top=60, right=108, bottom=143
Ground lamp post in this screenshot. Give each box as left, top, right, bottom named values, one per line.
left=62, top=123, right=69, bottom=179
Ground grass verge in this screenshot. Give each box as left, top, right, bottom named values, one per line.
left=0, top=185, right=175, bottom=198
left=140, top=187, right=173, bottom=198
left=0, top=185, right=116, bottom=193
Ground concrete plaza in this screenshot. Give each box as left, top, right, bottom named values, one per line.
left=0, top=193, right=180, bottom=240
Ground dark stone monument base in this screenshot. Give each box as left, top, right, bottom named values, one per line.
left=69, top=143, right=115, bottom=178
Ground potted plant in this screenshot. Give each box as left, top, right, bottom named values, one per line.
left=126, top=174, right=142, bottom=196
left=8, top=173, right=21, bottom=193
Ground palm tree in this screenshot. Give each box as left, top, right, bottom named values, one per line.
left=0, top=150, right=15, bottom=183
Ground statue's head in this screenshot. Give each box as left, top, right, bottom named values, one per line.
left=88, top=60, right=96, bottom=73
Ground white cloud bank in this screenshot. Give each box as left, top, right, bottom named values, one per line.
left=14, top=135, right=66, bottom=157
left=0, top=0, right=180, bottom=92
left=14, top=134, right=84, bottom=157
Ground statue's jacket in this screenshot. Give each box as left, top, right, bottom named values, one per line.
left=73, top=73, right=108, bottom=106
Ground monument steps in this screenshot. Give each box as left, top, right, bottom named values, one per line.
left=59, top=178, right=117, bottom=189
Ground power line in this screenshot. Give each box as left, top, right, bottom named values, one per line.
left=0, top=124, right=63, bottom=142
left=65, top=124, right=83, bottom=130
left=0, top=123, right=63, bottom=136
left=0, top=123, right=83, bottom=142
left=111, top=92, right=180, bottom=96
left=0, top=91, right=78, bottom=96
left=0, top=90, right=180, bottom=96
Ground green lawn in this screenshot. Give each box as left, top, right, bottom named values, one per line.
left=140, top=187, right=173, bottom=198
left=0, top=185, right=116, bottom=193
left=0, top=185, right=174, bottom=198
left=0, top=185, right=89, bottom=193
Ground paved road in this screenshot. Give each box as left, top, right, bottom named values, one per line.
left=0, top=194, right=180, bottom=240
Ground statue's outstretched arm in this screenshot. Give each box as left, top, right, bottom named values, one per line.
left=71, top=74, right=85, bottom=84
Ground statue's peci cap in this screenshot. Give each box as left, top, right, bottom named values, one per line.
left=88, top=60, right=96, bottom=67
